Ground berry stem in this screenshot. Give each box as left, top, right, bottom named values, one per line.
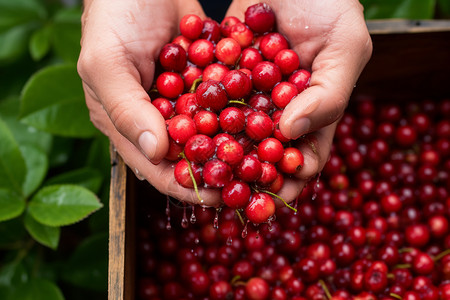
left=189, top=77, right=203, bottom=93
left=318, top=279, right=332, bottom=300
left=393, top=263, right=411, bottom=269
left=389, top=293, right=402, bottom=300
left=433, top=248, right=450, bottom=262
left=228, top=99, right=247, bottom=106
left=235, top=209, right=245, bottom=226
left=259, top=189, right=297, bottom=213
left=179, top=152, right=203, bottom=203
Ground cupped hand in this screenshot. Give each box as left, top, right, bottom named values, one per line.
left=226, top=0, right=373, bottom=206
left=77, top=0, right=221, bottom=206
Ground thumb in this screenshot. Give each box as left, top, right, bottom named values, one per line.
left=84, top=70, right=169, bottom=163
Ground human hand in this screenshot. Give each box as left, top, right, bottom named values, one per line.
left=77, top=0, right=222, bottom=206
left=226, top=0, right=373, bottom=206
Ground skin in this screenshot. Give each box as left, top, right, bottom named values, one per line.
left=77, top=0, right=372, bottom=207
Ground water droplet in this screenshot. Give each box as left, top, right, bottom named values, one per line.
left=305, top=25, right=310, bottom=30
left=181, top=204, right=189, bottom=229
left=213, top=207, right=221, bottom=229
left=190, top=206, right=197, bottom=224
left=241, top=220, right=249, bottom=238
left=165, top=196, right=171, bottom=230
left=311, top=172, right=321, bottom=201
left=194, top=238, right=200, bottom=244
left=226, top=236, right=233, bottom=246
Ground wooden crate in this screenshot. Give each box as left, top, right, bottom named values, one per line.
left=108, top=20, right=450, bottom=300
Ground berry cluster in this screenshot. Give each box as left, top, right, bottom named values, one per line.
left=150, top=3, right=311, bottom=224
left=136, top=97, right=450, bottom=300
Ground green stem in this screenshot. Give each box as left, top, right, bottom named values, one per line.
left=260, top=189, right=297, bottom=213
left=434, top=248, right=450, bottom=262
left=179, top=152, right=203, bottom=203
left=389, top=293, right=403, bottom=300
left=235, top=209, right=245, bottom=226
left=393, top=263, right=411, bottom=269
left=318, top=279, right=332, bottom=300
left=189, top=77, right=203, bottom=93
left=228, top=99, right=247, bottom=106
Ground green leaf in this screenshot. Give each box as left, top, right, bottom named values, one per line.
left=45, top=167, right=103, bottom=194
left=0, top=97, right=53, bottom=154
left=52, top=7, right=82, bottom=62
left=0, top=218, right=27, bottom=247
left=437, top=0, right=450, bottom=17
left=0, top=0, right=46, bottom=30
left=0, top=117, right=27, bottom=195
left=361, top=0, right=436, bottom=19
left=24, top=212, right=60, bottom=250
left=0, top=23, right=34, bottom=65
left=20, top=64, right=98, bottom=138
left=61, top=233, right=108, bottom=291
left=28, top=184, right=102, bottom=227
left=7, top=278, right=64, bottom=300
left=20, top=144, right=48, bottom=197
left=0, top=261, right=28, bottom=299
left=29, top=24, right=51, bottom=61
left=0, top=188, right=25, bottom=222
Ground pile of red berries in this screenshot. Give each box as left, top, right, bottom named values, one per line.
left=150, top=3, right=311, bottom=224
left=136, top=96, right=450, bottom=300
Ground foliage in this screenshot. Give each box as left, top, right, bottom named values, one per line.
left=0, top=0, right=109, bottom=299
left=0, top=0, right=448, bottom=299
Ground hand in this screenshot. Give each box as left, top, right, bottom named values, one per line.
left=226, top=0, right=373, bottom=206
left=77, top=0, right=222, bottom=206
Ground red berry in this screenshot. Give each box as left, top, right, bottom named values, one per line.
left=196, top=80, right=229, bottom=112
left=260, top=33, right=289, bottom=60
left=245, top=193, right=276, bottom=224
left=179, top=14, right=203, bottom=40
left=215, top=38, right=241, bottom=66
left=193, top=110, right=219, bottom=136
left=217, top=139, right=244, bottom=166
left=219, top=107, right=246, bottom=134
left=188, top=39, right=215, bottom=67
left=245, top=111, right=274, bottom=141
left=288, top=69, right=311, bottom=93
left=244, top=3, right=276, bottom=34
left=278, top=147, right=304, bottom=174
left=257, top=138, right=284, bottom=163
left=203, top=159, right=233, bottom=188
left=156, top=72, right=184, bottom=99
left=222, top=180, right=251, bottom=209
left=274, top=49, right=300, bottom=75
left=252, top=61, right=282, bottom=92
left=271, top=81, right=298, bottom=109
left=159, top=43, right=187, bottom=72
left=167, top=114, right=196, bottom=144
left=221, top=70, right=252, bottom=100
left=174, top=159, right=203, bottom=188
left=184, top=134, right=215, bottom=163
left=236, top=155, right=263, bottom=183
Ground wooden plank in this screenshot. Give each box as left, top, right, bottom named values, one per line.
left=108, top=146, right=127, bottom=300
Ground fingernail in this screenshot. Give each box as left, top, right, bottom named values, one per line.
left=291, top=118, right=311, bottom=139
left=139, top=131, right=157, bottom=160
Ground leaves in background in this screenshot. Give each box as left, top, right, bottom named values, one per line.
left=61, top=233, right=108, bottom=291
left=52, top=7, right=82, bottom=62
left=0, top=189, right=25, bottom=222
left=44, top=167, right=103, bottom=194
left=0, top=117, right=27, bottom=195
left=29, top=24, right=51, bottom=61
left=0, top=0, right=47, bottom=64
left=24, top=212, right=60, bottom=250
left=361, top=0, right=436, bottom=19
left=19, top=64, right=97, bottom=138
left=20, top=144, right=49, bottom=197
left=0, top=260, right=28, bottom=299
left=7, top=278, right=64, bottom=300
left=28, top=184, right=102, bottom=227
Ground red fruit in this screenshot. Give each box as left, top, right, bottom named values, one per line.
left=412, top=252, right=434, bottom=275
left=219, top=107, right=246, bottom=134
left=245, top=277, right=270, bottom=300
left=267, top=172, right=284, bottom=193
left=213, top=132, right=235, bottom=148
left=172, top=35, right=191, bottom=52
left=222, top=180, right=251, bottom=209
left=156, top=72, right=184, bottom=99
left=220, top=16, right=241, bottom=37
left=200, top=19, right=221, bottom=43
left=184, top=134, right=215, bottom=163
left=152, top=97, right=174, bottom=119
left=174, top=92, right=200, bottom=117
left=240, top=48, right=264, bottom=70
left=174, top=159, right=203, bottom=188
left=196, top=80, right=229, bottom=112
left=217, top=139, right=244, bottom=166
left=167, top=114, right=196, bottom=144
left=203, top=63, right=230, bottom=82
left=252, top=61, right=282, bottom=92
left=288, top=69, right=311, bottom=93
left=203, top=159, right=233, bottom=188
left=278, top=147, right=304, bottom=174
left=236, top=155, right=263, bottom=182
left=179, top=14, right=203, bottom=40
left=221, top=70, right=252, bottom=99
left=405, top=224, right=430, bottom=247
left=274, top=49, right=300, bottom=75
left=257, top=162, right=278, bottom=186
left=229, top=22, right=254, bottom=48
left=215, top=38, right=241, bottom=66
left=271, top=81, right=298, bottom=108
left=257, top=138, right=284, bottom=163
left=188, top=39, right=215, bottom=67
left=187, top=271, right=210, bottom=296
left=159, top=43, right=187, bottom=72
left=245, top=193, right=275, bottom=224
left=209, top=280, right=233, bottom=300
left=260, top=33, right=289, bottom=60
left=165, top=138, right=183, bottom=161
left=193, top=110, right=219, bottom=136
left=245, top=111, right=274, bottom=141
left=181, top=65, right=202, bottom=90
left=244, top=3, right=276, bottom=34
